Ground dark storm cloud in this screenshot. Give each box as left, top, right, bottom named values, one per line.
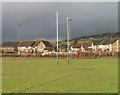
left=2, top=2, right=118, bottom=42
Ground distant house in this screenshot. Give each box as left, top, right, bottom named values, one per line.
left=32, top=40, right=52, bottom=53
left=1, top=42, right=18, bottom=53
left=81, top=42, right=92, bottom=52
left=91, top=38, right=119, bottom=53
left=16, top=40, right=53, bottom=53
left=91, top=39, right=104, bottom=52
left=71, top=43, right=81, bottom=52
left=104, top=38, right=119, bottom=53
left=17, top=41, right=35, bottom=53
left=98, top=39, right=110, bottom=52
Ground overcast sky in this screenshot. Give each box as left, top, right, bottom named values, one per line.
left=2, top=2, right=118, bottom=42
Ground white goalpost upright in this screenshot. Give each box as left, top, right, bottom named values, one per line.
left=67, top=17, right=72, bottom=64
left=56, top=12, right=72, bottom=64
left=56, top=11, right=59, bottom=64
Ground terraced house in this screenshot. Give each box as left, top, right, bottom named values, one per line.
left=91, top=39, right=104, bottom=52
left=91, top=38, right=119, bottom=54
left=1, top=42, right=18, bottom=53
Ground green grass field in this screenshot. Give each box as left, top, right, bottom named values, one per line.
left=2, top=58, right=118, bottom=93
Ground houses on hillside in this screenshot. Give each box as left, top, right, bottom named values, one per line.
left=1, top=38, right=119, bottom=56
left=91, top=39, right=104, bottom=52
left=71, top=38, right=119, bottom=55
left=91, top=38, right=119, bottom=54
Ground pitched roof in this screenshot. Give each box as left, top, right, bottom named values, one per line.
left=32, top=41, right=41, bottom=47
left=2, top=42, right=19, bottom=47
left=99, top=39, right=110, bottom=45
left=16, top=40, right=52, bottom=47
left=32, top=40, right=52, bottom=47
left=41, top=40, right=52, bottom=47
left=92, top=39, right=104, bottom=45
left=92, top=38, right=118, bottom=45
left=110, top=38, right=118, bottom=44
left=104, top=38, right=118, bottom=45
left=17, top=41, right=35, bottom=47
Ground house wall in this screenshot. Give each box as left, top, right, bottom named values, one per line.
left=71, top=47, right=79, bottom=52
left=111, top=40, right=119, bottom=53
left=91, top=42, right=96, bottom=51
left=36, top=42, right=46, bottom=53
left=81, top=46, right=85, bottom=52
left=104, top=45, right=109, bottom=50
left=96, top=45, right=99, bottom=51
left=18, top=46, right=32, bottom=53
left=2, top=47, right=15, bottom=53
left=99, top=45, right=106, bottom=51
left=109, top=43, right=112, bottom=52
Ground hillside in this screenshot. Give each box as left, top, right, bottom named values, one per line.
left=59, top=32, right=119, bottom=45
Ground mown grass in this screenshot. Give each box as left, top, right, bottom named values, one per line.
left=2, top=58, right=118, bottom=93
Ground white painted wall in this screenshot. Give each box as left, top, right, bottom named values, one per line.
left=99, top=45, right=105, bottom=51
left=109, top=43, right=112, bottom=52
left=71, top=47, right=79, bottom=52
left=91, top=42, right=96, bottom=52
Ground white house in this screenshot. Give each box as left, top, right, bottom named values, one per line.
left=17, top=41, right=35, bottom=53
left=32, top=40, right=53, bottom=53
left=91, top=38, right=119, bottom=53
left=71, top=43, right=81, bottom=52
left=17, top=40, right=53, bottom=53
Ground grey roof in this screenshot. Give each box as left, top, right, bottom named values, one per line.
left=99, top=39, right=110, bottom=45
left=92, top=38, right=118, bottom=45
left=92, top=39, right=104, bottom=45
left=41, top=40, right=52, bottom=47
left=104, top=38, right=118, bottom=45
